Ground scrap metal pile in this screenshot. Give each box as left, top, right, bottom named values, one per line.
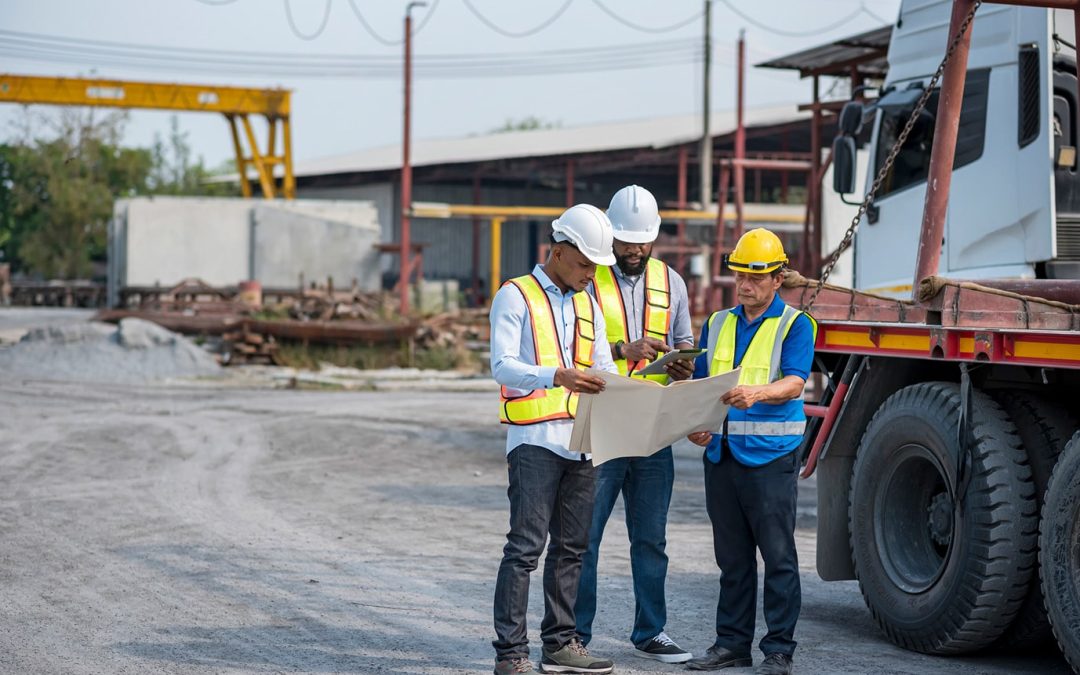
left=96, top=278, right=424, bottom=365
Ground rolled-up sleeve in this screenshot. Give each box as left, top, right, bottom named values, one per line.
left=490, top=284, right=557, bottom=390
left=669, top=271, right=694, bottom=346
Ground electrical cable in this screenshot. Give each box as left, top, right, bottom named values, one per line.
left=461, top=0, right=574, bottom=38
left=0, top=32, right=706, bottom=79
left=0, top=30, right=698, bottom=67
left=193, top=0, right=239, bottom=5
left=717, top=0, right=865, bottom=38
left=589, top=0, right=702, bottom=34
left=283, top=0, right=333, bottom=41
left=345, top=0, right=440, bottom=46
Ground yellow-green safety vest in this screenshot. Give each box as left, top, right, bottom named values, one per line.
left=707, top=304, right=817, bottom=446
left=499, top=273, right=596, bottom=425
left=592, top=257, right=671, bottom=384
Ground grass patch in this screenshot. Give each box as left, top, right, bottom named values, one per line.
left=273, top=340, right=479, bottom=372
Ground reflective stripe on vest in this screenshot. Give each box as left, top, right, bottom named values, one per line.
left=499, top=273, right=596, bottom=425
left=592, top=258, right=671, bottom=384
left=706, top=303, right=817, bottom=441
left=727, top=421, right=807, bottom=435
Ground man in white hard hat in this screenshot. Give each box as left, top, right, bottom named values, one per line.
left=574, top=185, right=696, bottom=664
left=489, top=204, right=620, bottom=675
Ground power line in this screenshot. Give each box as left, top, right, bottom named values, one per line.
left=0, top=31, right=707, bottom=79
left=345, top=0, right=440, bottom=46
left=717, top=0, right=866, bottom=38
left=461, top=0, right=574, bottom=39
left=589, top=0, right=703, bottom=34
left=283, top=0, right=333, bottom=41
left=193, top=0, right=239, bottom=5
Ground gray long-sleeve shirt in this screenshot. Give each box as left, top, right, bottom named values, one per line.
left=587, top=262, right=694, bottom=347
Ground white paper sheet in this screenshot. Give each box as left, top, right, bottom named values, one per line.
left=569, top=368, right=742, bottom=465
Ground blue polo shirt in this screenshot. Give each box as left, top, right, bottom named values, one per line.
left=692, top=293, right=814, bottom=465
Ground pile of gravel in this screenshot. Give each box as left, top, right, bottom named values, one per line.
left=0, top=318, right=221, bottom=384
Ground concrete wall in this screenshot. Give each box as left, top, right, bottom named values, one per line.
left=109, top=196, right=380, bottom=305
left=252, top=201, right=380, bottom=289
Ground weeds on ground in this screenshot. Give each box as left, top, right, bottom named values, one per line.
left=273, top=341, right=478, bottom=372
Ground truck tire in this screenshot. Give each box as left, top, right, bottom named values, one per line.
left=1040, top=431, right=1080, bottom=673
left=994, top=392, right=1076, bottom=650
left=849, top=382, right=1038, bottom=654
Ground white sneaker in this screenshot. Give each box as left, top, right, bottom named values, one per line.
left=634, top=631, right=693, bottom=664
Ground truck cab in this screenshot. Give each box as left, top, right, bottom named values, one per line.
left=837, top=2, right=1080, bottom=294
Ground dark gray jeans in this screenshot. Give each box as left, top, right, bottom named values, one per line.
left=493, top=444, right=596, bottom=661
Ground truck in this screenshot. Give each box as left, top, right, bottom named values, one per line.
left=788, top=0, right=1080, bottom=668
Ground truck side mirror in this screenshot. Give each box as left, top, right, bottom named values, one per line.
left=838, top=101, right=864, bottom=137
left=832, top=136, right=858, bottom=194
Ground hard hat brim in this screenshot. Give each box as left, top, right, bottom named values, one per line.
left=612, top=226, right=660, bottom=244
left=726, top=259, right=786, bottom=274
left=584, top=250, right=617, bottom=266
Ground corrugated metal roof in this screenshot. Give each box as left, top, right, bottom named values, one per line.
left=756, top=25, right=892, bottom=78
left=292, top=104, right=807, bottom=178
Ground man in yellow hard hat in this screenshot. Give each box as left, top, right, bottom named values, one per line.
left=684, top=228, right=816, bottom=675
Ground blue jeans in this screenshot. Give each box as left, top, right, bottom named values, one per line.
left=493, top=444, right=596, bottom=661
left=575, top=446, right=674, bottom=648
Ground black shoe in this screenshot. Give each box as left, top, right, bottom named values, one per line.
left=685, top=645, right=753, bottom=670
left=755, top=653, right=793, bottom=675
left=635, top=631, right=692, bottom=664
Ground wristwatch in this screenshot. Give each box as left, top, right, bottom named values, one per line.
left=614, top=340, right=625, bottom=360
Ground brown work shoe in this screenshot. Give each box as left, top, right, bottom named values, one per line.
left=495, top=656, right=537, bottom=674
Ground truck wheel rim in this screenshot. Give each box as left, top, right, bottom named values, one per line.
left=874, top=443, right=954, bottom=594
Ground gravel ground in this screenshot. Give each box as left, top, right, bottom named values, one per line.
left=0, top=375, right=1070, bottom=675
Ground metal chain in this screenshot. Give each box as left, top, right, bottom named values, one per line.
left=806, top=0, right=982, bottom=311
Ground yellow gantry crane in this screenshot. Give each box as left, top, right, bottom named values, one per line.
left=0, top=73, right=294, bottom=199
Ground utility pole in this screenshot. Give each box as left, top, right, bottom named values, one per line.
left=700, top=0, right=712, bottom=209
left=400, top=1, right=426, bottom=315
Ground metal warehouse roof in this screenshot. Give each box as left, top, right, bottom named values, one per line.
left=756, top=25, right=892, bottom=79
left=291, top=104, right=808, bottom=179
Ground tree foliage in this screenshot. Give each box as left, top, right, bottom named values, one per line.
left=0, top=109, right=234, bottom=278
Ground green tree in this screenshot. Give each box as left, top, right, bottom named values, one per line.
left=0, top=110, right=232, bottom=278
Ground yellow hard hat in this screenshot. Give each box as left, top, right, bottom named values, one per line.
left=726, top=228, right=788, bottom=274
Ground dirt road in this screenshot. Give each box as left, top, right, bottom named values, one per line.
left=0, top=374, right=1070, bottom=674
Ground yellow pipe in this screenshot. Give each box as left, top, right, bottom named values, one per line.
left=490, top=216, right=504, bottom=291
left=409, top=203, right=803, bottom=224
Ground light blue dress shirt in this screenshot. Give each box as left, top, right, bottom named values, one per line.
left=490, top=264, right=619, bottom=460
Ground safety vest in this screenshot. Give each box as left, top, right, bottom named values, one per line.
left=592, top=258, right=671, bottom=384
left=499, top=273, right=596, bottom=425
left=706, top=303, right=817, bottom=459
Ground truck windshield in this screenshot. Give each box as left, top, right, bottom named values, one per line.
left=872, top=69, right=990, bottom=202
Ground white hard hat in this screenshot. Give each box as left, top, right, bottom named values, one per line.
left=551, top=204, right=617, bottom=266
left=606, top=185, right=661, bottom=244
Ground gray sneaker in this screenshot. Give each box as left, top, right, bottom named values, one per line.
left=539, top=638, right=614, bottom=673
left=495, top=656, right=537, bottom=674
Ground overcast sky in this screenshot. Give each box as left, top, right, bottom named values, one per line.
left=2, top=0, right=901, bottom=168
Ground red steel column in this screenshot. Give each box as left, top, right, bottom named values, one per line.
left=734, top=30, right=746, bottom=241
left=677, top=145, right=688, bottom=274
left=913, top=0, right=977, bottom=297
left=565, top=158, right=575, bottom=207
left=471, top=171, right=481, bottom=306
left=399, top=6, right=419, bottom=314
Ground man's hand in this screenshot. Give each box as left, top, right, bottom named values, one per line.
left=687, top=431, right=712, bottom=446
left=554, top=367, right=606, bottom=394
left=665, top=356, right=695, bottom=381
left=722, top=385, right=761, bottom=410
left=622, top=337, right=670, bottom=362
